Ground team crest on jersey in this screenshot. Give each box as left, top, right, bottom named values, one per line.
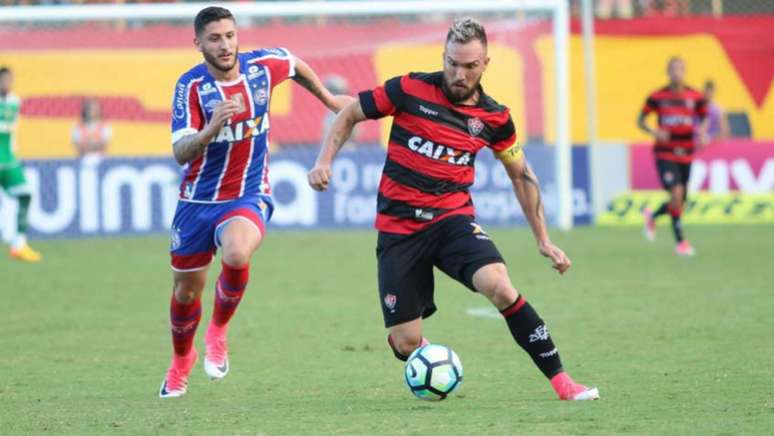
left=254, top=87, right=268, bottom=106
left=384, top=293, right=397, bottom=311
left=467, top=117, right=484, bottom=137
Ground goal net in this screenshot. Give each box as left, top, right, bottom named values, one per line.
left=0, top=0, right=571, bottom=239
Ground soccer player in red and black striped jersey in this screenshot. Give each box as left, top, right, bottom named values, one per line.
left=308, top=18, right=598, bottom=401
left=638, top=57, right=709, bottom=256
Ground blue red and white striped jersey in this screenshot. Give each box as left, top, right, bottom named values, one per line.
left=171, top=47, right=295, bottom=203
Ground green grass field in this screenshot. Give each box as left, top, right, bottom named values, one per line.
left=1, top=225, right=773, bottom=435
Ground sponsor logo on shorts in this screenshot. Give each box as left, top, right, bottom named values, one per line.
left=170, top=227, right=182, bottom=251
left=467, top=117, right=484, bottom=137
left=384, top=293, right=397, bottom=312
left=529, top=325, right=550, bottom=343
left=664, top=171, right=674, bottom=183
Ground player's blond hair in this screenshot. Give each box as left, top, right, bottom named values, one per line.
left=446, top=17, right=488, bottom=47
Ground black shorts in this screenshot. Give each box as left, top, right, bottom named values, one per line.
left=376, top=215, right=505, bottom=328
left=656, top=159, right=692, bottom=191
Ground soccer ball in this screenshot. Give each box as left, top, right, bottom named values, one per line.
left=404, top=344, right=463, bottom=401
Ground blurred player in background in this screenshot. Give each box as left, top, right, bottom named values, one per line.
left=0, top=67, right=41, bottom=263
left=72, top=98, right=111, bottom=161
left=638, top=57, right=708, bottom=256
left=160, top=6, right=352, bottom=398
left=309, top=18, right=598, bottom=401
left=700, top=80, right=729, bottom=142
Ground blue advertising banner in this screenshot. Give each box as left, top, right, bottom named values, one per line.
left=0, top=145, right=591, bottom=239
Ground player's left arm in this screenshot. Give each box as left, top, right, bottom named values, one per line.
left=496, top=143, right=571, bottom=275
left=292, top=56, right=355, bottom=113
left=695, top=97, right=711, bottom=148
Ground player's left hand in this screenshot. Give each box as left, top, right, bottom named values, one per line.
left=330, top=94, right=357, bottom=113
left=538, top=240, right=571, bottom=275
left=697, top=131, right=711, bottom=149
left=308, top=163, right=332, bottom=191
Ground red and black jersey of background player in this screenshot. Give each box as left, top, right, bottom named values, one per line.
left=641, top=86, right=707, bottom=164
left=359, top=72, right=516, bottom=235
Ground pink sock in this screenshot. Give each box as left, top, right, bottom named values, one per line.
left=211, top=261, right=249, bottom=327
left=170, top=293, right=201, bottom=356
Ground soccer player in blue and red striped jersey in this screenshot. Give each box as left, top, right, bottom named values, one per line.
left=309, top=18, right=598, bottom=401
left=638, top=57, right=709, bottom=256
left=159, top=7, right=352, bottom=398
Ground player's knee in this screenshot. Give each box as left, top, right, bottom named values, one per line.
left=477, top=264, right=518, bottom=308
left=174, top=277, right=205, bottom=304
left=222, top=244, right=252, bottom=267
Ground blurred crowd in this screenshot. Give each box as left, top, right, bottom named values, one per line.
left=3, top=0, right=774, bottom=18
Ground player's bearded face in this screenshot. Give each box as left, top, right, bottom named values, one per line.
left=197, top=19, right=239, bottom=73
left=442, top=40, right=489, bottom=104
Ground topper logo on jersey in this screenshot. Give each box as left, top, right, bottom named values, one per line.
left=214, top=115, right=269, bottom=143
left=407, top=136, right=472, bottom=166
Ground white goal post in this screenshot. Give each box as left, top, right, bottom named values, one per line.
left=1, top=0, right=572, bottom=230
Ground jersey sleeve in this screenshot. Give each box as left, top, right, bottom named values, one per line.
left=358, top=75, right=405, bottom=120
left=252, top=47, right=296, bottom=89
left=171, top=73, right=204, bottom=145
left=489, top=115, right=521, bottom=158
left=641, top=95, right=658, bottom=115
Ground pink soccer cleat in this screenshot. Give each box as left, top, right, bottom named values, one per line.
left=204, top=323, right=229, bottom=380
left=675, top=240, right=696, bottom=257
left=550, top=372, right=600, bottom=401
left=642, top=207, right=656, bottom=242
left=159, top=348, right=198, bottom=398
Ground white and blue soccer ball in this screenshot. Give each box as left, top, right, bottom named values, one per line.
left=404, top=344, right=463, bottom=401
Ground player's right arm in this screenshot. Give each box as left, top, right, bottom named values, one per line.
left=307, top=100, right=367, bottom=191
left=172, top=100, right=239, bottom=165
left=308, top=76, right=403, bottom=191
left=170, top=73, right=240, bottom=165
left=637, top=95, right=669, bottom=143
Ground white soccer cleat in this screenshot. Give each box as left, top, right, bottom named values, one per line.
left=675, top=240, right=696, bottom=257
left=204, top=324, right=230, bottom=380
left=203, top=356, right=229, bottom=380
left=159, top=380, right=187, bottom=399
left=571, top=386, right=600, bottom=401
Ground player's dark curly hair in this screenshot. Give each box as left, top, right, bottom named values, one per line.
left=0, top=66, right=10, bottom=76
left=194, top=6, right=235, bottom=36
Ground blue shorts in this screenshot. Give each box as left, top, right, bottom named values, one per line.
left=169, top=196, right=273, bottom=271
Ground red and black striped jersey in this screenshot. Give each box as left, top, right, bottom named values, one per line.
left=359, top=72, right=516, bottom=234
left=641, top=85, right=707, bottom=163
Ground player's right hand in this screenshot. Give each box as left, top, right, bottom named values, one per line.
left=207, top=100, right=241, bottom=132
left=654, top=128, right=670, bottom=143
left=308, top=164, right=332, bottom=191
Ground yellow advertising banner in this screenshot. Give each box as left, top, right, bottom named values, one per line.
left=598, top=191, right=774, bottom=226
